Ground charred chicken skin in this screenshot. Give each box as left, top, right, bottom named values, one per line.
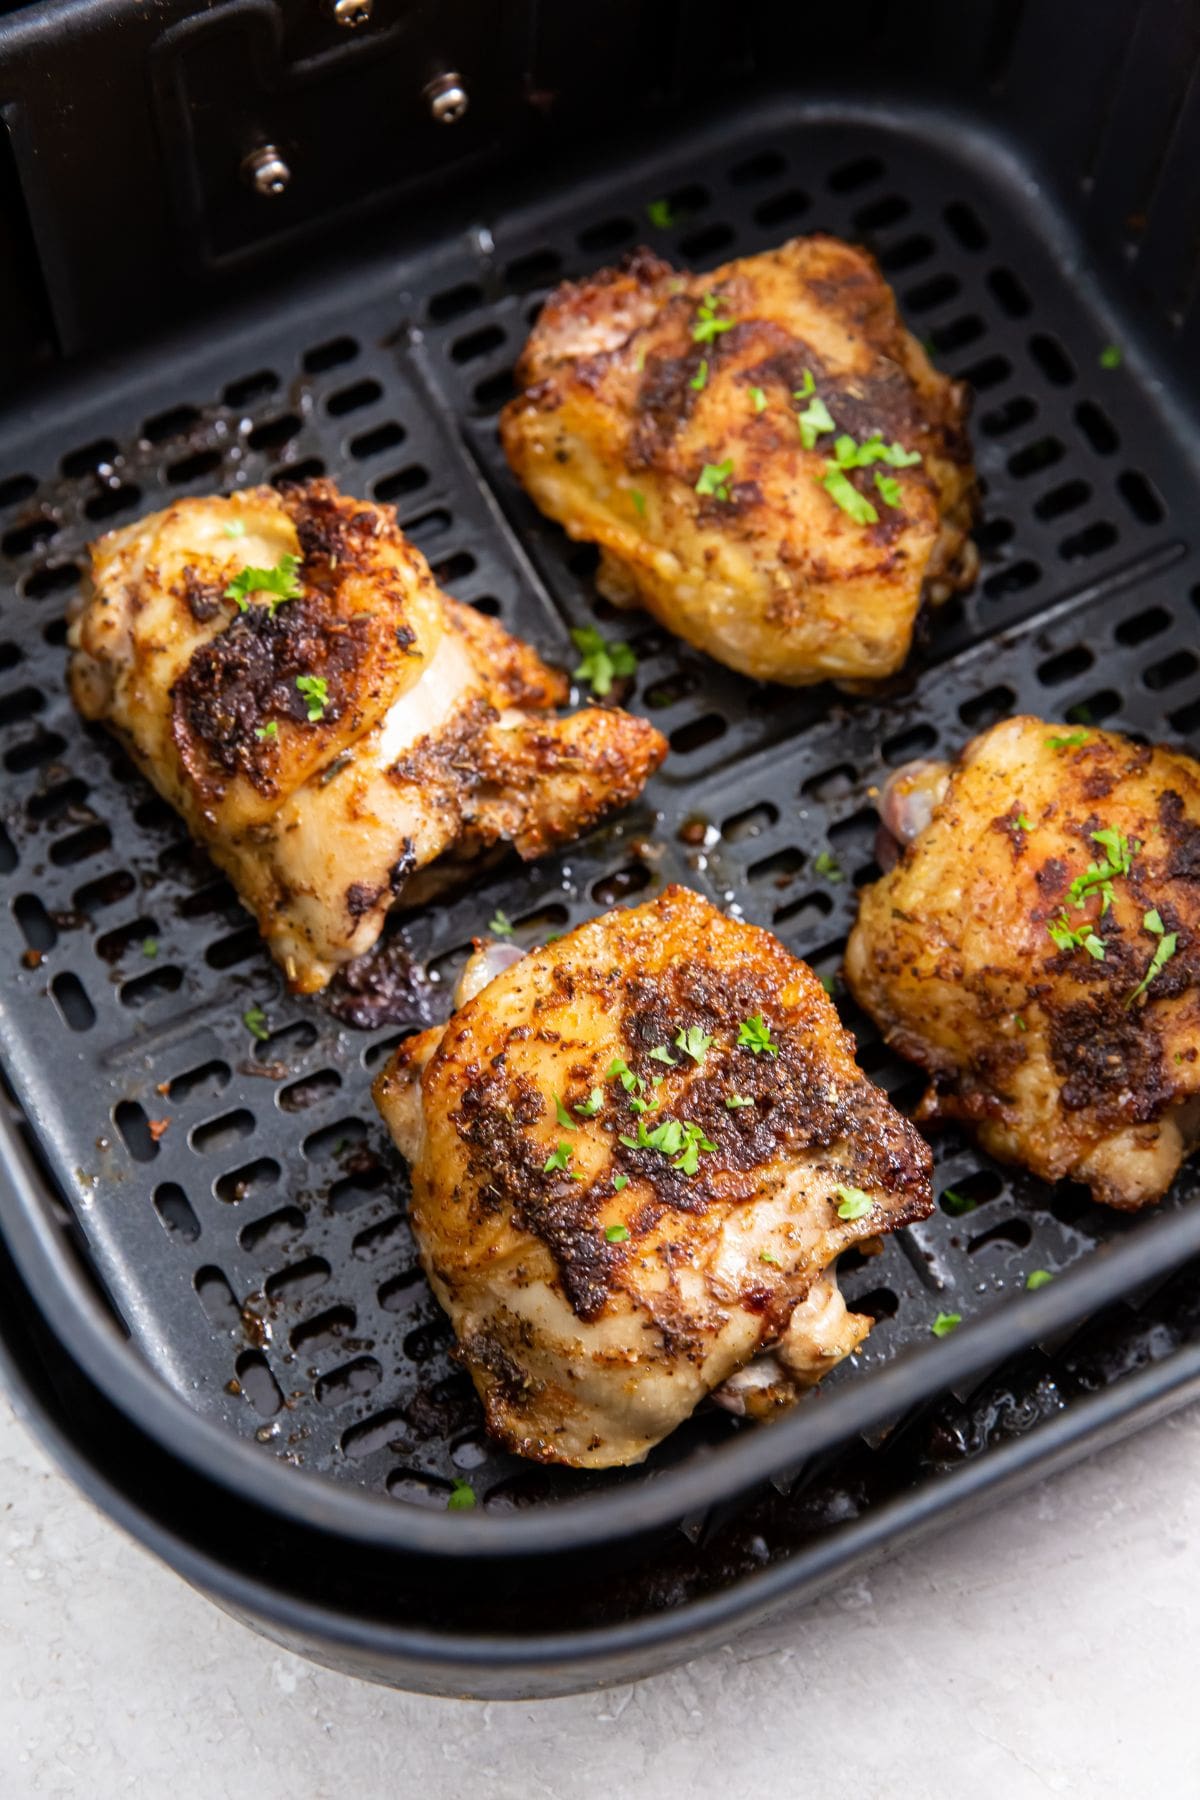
left=68, top=481, right=665, bottom=994
left=500, top=235, right=977, bottom=686
left=845, top=716, right=1200, bottom=1210
left=373, top=886, right=932, bottom=1469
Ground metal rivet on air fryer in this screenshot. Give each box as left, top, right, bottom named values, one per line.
left=329, top=0, right=372, bottom=24
left=242, top=145, right=292, bottom=197
left=425, top=73, right=470, bottom=125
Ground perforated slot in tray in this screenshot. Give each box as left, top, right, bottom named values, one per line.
left=1, top=99, right=1198, bottom=1520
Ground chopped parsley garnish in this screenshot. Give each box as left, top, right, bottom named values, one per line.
left=874, top=472, right=903, bottom=508
left=1099, top=344, right=1122, bottom=369
left=607, top=1056, right=642, bottom=1095
left=821, top=464, right=878, bottom=525
left=243, top=1005, right=269, bottom=1042
left=1068, top=827, right=1137, bottom=914
left=673, top=1121, right=717, bottom=1176
left=796, top=386, right=836, bottom=450
left=942, top=1188, right=976, bottom=1217
left=737, top=1013, right=778, bottom=1056
left=1026, top=1269, right=1054, bottom=1291
left=726, top=1093, right=754, bottom=1108
left=225, top=554, right=302, bottom=614
left=553, top=1094, right=578, bottom=1132
left=692, top=291, right=734, bottom=345
left=142, top=937, right=158, bottom=958
left=760, top=1250, right=781, bottom=1266
left=612, top=1174, right=629, bottom=1192
left=631, top=488, right=647, bottom=517
left=690, top=358, right=709, bottom=392
left=1046, top=730, right=1089, bottom=751
left=543, top=1142, right=574, bottom=1174
left=570, top=625, right=637, bottom=697
left=1013, top=1012, right=1027, bottom=1031
left=834, top=1184, right=873, bottom=1221
left=794, top=370, right=815, bottom=399
left=646, top=198, right=676, bottom=229
left=255, top=720, right=278, bottom=741
left=605, top=1223, right=630, bottom=1243
left=575, top=1086, right=604, bottom=1118
left=488, top=909, right=514, bottom=937
left=1126, top=908, right=1178, bottom=1008
left=1015, top=813, right=1034, bottom=831
left=295, top=674, right=329, bottom=722
left=674, top=1024, right=712, bottom=1064
left=1047, top=912, right=1106, bottom=960
left=750, top=386, right=767, bottom=413
left=813, top=849, right=843, bottom=882
left=617, top=1116, right=714, bottom=1175
left=635, top=347, right=646, bottom=373
left=695, top=459, right=735, bottom=501
left=832, top=433, right=921, bottom=470
left=447, top=1480, right=476, bottom=1511
left=223, top=519, right=246, bottom=539
left=649, top=1044, right=678, bottom=1066
left=931, top=1311, right=962, bottom=1338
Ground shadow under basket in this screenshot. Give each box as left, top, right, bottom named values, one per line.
left=2, top=0, right=1200, bottom=1698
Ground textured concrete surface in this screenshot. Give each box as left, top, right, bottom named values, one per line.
left=0, top=1391, right=1193, bottom=1800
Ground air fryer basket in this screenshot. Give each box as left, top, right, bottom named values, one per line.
left=3, top=0, right=1200, bottom=1697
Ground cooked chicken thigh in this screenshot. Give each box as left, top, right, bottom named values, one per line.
left=845, top=716, right=1200, bottom=1209
left=373, top=886, right=932, bottom=1468
left=68, top=481, right=665, bottom=993
left=500, top=235, right=976, bottom=686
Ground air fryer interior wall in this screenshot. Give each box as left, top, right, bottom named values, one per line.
left=2, top=0, right=1200, bottom=1694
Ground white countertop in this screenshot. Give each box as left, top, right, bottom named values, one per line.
left=0, top=1390, right=1193, bottom=1799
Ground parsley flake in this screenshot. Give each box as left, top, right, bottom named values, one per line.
left=243, top=1005, right=269, bottom=1042
left=760, top=1250, right=781, bottom=1266
left=447, top=1480, right=476, bottom=1511
left=543, top=1142, right=574, bottom=1174
left=631, top=488, right=647, bottom=518
left=225, top=554, right=301, bottom=614
left=690, top=358, right=709, bottom=392
left=674, top=1024, right=712, bottom=1064
left=649, top=1045, right=678, bottom=1066
left=295, top=674, right=329, bottom=722
left=874, top=471, right=903, bottom=508
left=813, top=849, right=843, bottom=883
left=695, top=459, right=735, bottom=501
left=725, top=1093, right=754, bottom=1108
left=931, top=1311, right=962, bottom=1338
left=575, top=1086, right=604, bottom=1118
left=1015, top=813, right=1035, bottom=831
left=750, top=386, right=767, bottom=413
left=646, top=198, right=676, bottom=229
left=553, top=1094, right=578, bottom=1132
left=1026, top=1269, right=1054, bottom=1291
left=738, top=1013, right=778, bottom=1056
left=942, top=1188, right=976, bottom=1217
left=605, top=1223, right=630, bottom=1243
left=612, top=1174, right=629, bottom=1192
left=142, top=937, right=158, bottom=958
left=796, top=389, right=836, bottom=450
left=488, top=909, right=514, bottom=937
left=673, top=1121, right=717, bottom=1176
left=223, top=519, right=246, bottom=539
left=1126, top=908, right=1178, bottom=1007
left=821, top=464, right=878, bottom=525
left=255, top=720, right=278, bottom=741
left=1013, top=1012, right=1027, bottom=1032
left=692, top=291, right=734, bottom=345
left=1099, top=344, right=1122, bottom=370
left=571, top=625, right=637, bottom=697
left=1047, top=912, right=1106, bottom=960
left=834, top=1184, right=873, bottom=1221
left=607, top=1056, right=643, bottom=1096
left=1046, top=730, right=1090, bottom=751
left=1068, top=828, right=1137, bottom=915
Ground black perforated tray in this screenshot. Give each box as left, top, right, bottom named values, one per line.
left=3, top=92, right=1200, bottom=1635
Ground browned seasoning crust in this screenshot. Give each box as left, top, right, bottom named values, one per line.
left=374, top=886, right=932, bottom=1468
left=500, top=234, right=978, bottom=686
left=845, top=716, right=1200, bottom=1210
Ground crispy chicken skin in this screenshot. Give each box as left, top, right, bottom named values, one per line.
left=373, top=887, right=932, bottom=1468
left=500, top=235, right=976, bottom=686
left=68, top=481, right=665, bottom=993
left=845, top=716, right=1200, bottom=1210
